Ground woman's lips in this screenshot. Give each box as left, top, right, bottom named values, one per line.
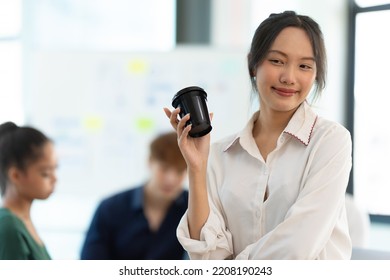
left=272, top=87, right=297, bottom=97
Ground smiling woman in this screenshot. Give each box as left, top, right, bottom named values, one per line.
left=165, top=10, right=352, bottom=260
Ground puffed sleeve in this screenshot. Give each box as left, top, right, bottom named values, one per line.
left=235, top=125, right=352, bottom=259
left=176, top=143, right=234, bottom=260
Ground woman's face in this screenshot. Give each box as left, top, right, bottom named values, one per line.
left=13, top=142, right=58, bottom=200
left=254, top=27, right=317, bottom=113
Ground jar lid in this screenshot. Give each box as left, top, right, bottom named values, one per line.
left=172, top=86, right=207, bottom=107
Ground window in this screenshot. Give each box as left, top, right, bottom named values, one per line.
left=0, top=0, right=23, bottom=124
left=349, top=1, right=390, bottom=221
left=355, top=0, right=390, bottom=7
left=25, top=0, right=175, bottom=51
left=0, top=0, right=21, bottom=37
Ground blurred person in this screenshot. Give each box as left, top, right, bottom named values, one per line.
left=165, top=11, right=352, bottom=259
left=0, top=122, right=57, bottom=260
left=80, top=132, right=188, bottom=259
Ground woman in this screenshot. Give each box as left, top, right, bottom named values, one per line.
left=164, top=11, right=352, bottom=259
left=0, top=122, right=57, bottom=259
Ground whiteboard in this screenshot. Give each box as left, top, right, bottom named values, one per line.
left=25, top=48, right=252, bottom=258
left=26, top=47, right=252, bottom=197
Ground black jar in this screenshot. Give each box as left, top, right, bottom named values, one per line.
left=171, top=86, right=212, bottom=138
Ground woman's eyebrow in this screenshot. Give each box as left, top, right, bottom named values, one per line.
left=268, top=49, right=315, bottom=61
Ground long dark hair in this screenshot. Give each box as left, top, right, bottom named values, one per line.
left=248, top=11, right=327, bottom=100
left=0, top=122, right=50, bottom=196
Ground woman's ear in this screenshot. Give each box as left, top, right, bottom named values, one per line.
left=7, top=166, right=23, bottom=186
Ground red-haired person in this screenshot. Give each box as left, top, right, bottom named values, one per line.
left=81, top=132, right=188, bottom=259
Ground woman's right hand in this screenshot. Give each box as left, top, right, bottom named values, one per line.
left=164, top=107, right=212, bottom=240
left=163, top=107, right=211, bottom=172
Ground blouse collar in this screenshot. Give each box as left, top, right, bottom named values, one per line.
left=224, top=101, right=318, bottom=153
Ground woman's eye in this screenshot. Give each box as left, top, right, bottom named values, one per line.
left=300, top=64, right=313, bottom=70
left=41, top=171, right=50, bottom=177
left=269, top=59, right=283, bottom=65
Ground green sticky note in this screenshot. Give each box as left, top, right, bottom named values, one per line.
left=135, top=117, right=155, bottom=133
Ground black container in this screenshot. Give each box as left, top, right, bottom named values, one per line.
left=172, top=86, right=212, bottom=138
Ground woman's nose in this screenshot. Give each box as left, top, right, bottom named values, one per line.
left=280, top=65, right=296, bottom=85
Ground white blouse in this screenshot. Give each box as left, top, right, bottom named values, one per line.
left=177, top=102, right=352, bottom=259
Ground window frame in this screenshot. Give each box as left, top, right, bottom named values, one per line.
left=0, top=0, right=23, bottom=124
left=346, top=0, right=390, bottom=223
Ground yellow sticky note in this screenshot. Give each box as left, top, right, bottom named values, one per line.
left=83, top=116, right=103, bottom=133
left=128, top=59, right=148, bottom=74
left=135, top=117, right=155, bottom=133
